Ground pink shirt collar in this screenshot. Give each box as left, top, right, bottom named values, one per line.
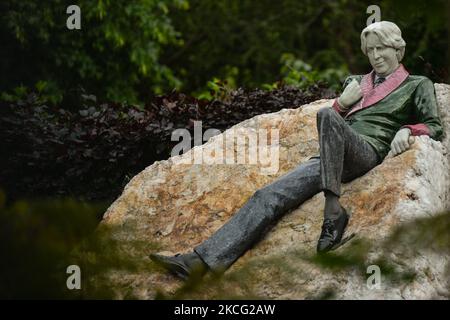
left=345, top=64, right=410, bottom=118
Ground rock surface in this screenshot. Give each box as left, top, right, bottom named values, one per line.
left=99, top=84, right=450, bottom=299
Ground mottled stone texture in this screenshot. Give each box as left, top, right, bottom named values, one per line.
left=100, top=84, right=450, bottom=299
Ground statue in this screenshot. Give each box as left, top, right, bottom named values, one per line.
left=150, top=21, right=443, bottom=280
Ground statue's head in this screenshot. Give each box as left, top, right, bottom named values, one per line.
left=360, top=21, right=406, bottom=77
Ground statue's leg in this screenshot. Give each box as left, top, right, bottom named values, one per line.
left=193, top=107, right=380, bottom=272
left=316, top=107, right=380, bottom=218
left=194, top=157, right=322, bottom=271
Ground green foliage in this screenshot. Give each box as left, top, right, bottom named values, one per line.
left=165, top=0, right=448, bottom=95
left=0, top=189, right=161, bottom=299
left=1, top=81, right=63, bottom=105
left=278, top=53, right=348, bottom=91
left=194, top=66, right=239, bottom=101
left=0, top=190, right=106, bottom=299
left=0, top=0, right=189, bottom=103
left=380, top=0, right=449, bottom=82
left=1, top=0, right=448, bottom=103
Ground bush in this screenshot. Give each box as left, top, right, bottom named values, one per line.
left=0, top=191, right=105, bottom=299
left=0, top=0, right=188, bottom=103
left=0, top=85, right=336, bottom=202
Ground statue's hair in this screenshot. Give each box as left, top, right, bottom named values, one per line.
left=361, top=21, right=406, bottom=62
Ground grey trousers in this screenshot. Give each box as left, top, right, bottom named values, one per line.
left=194, top=107, right=380, bottom=271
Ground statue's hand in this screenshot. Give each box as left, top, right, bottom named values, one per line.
left=337, top=79, right=363, bottom=110
left=387, top=128, right=414, bottom=158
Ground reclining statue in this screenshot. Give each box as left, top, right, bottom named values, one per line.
left=150, top=21, right=443, bottom=280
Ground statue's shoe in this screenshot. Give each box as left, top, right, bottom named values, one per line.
left=149, top=252, right=208, bottom=280
left=316, top=207, right=350, bottom=253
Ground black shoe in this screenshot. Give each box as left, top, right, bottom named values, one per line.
left=149, top=252, right=208, bottom=280
left=317, top=207, right=350, bottom=253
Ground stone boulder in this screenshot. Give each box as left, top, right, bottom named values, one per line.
left=99, top=84, right=450, bottom=299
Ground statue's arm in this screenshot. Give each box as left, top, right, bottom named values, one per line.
left=401, top=78, right=443, bottom=141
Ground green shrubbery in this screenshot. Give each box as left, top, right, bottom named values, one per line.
left=1, top=0, right=448, bottom=104
left=0, top=191, right=104, bottom=298
left=0, top=0, right=189, bottom=104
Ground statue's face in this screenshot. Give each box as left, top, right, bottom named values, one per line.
left=366, top=33, right=399, bottom=77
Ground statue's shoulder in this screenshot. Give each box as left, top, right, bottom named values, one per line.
left=402, top=75, right=435, bottom=94
left=405, top=75, right=433, bottom=85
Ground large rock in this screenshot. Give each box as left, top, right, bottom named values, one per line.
left=99, top=84, right=450, bottom=299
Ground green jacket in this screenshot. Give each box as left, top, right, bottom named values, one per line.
left=333, top=66, right=443, bottom=160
